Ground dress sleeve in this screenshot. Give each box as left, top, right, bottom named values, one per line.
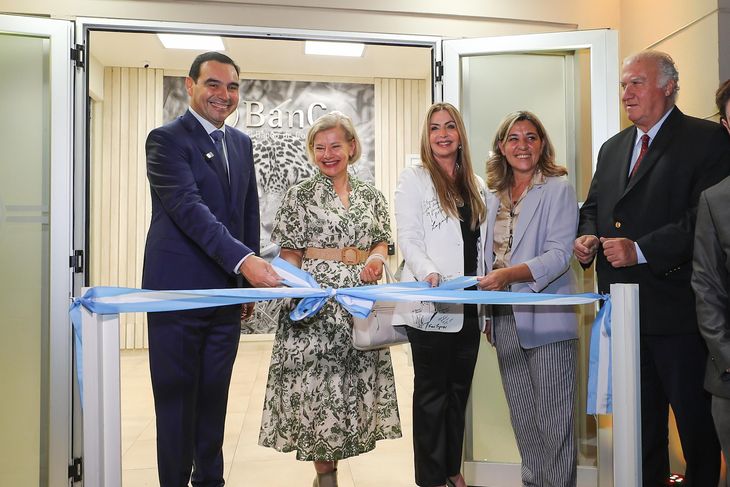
left=369, top=187, right=392, bottom=245
left=270, top=185, right=308, bottom=249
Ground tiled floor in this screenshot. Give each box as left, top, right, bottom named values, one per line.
left=121, top=340, right=416, bottom=487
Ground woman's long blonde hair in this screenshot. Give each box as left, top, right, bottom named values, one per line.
left=486, top=110, right=567, bottom=192
left=419, top=103, right=486, bottom=230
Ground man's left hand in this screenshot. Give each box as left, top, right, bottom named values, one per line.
left=600, top=237, right=638, bottom=268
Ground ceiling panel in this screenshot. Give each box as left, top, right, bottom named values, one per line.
left=89, top=31, right=432, bottom=80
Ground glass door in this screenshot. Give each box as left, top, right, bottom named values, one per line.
left=0, top=14, right=74, bottom=487
left=441, top=30, right=619, bottom=487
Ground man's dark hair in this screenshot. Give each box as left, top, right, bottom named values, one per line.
left=188, top=51, right=240, bottom=81
left=716, top=79, right=730, bottom=121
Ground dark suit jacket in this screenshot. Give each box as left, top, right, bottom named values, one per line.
left=142, top=109, right=260, bottom=296
left=578, top=107, right=730, bottom=335
left=692, top=176, right=730, bottom=398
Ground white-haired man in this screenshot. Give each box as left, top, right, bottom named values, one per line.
left=575, top=50, right=729, bottom=486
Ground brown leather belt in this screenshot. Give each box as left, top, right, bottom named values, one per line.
left=304, top=247, right=369, bottom=265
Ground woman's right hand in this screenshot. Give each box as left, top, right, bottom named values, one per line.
left=477, top=268, right=511, bottom=291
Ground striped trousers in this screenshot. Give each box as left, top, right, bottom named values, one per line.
left=493, top=308, right=577, bottom=487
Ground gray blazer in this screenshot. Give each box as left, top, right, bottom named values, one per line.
left=692, top=176, right=730, bottom=398
left=484, top=175, right=579, bottom=348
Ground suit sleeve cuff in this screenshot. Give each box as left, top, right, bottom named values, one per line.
left=234, top=252, right=254, bottom=274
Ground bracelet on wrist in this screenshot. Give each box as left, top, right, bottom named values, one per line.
left=364, top=253, right=387, bottom=265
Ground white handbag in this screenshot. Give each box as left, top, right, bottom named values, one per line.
left=351, top=263, right=409, bottom=351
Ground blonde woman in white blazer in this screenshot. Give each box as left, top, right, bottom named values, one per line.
left=395, top=103, right=487, bottom=487
left=395, top=165, right=488, bottom=331
left=478, top=111, right=579, bottom=487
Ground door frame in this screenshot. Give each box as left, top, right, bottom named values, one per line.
left=442, top=29, right=619, bottom=174
left=72, top=17, right=442, bottom=486
left=71, top=19, right=621, bottom=486
left=72, top=16, right=442, bottom=288
left=441, top=29, right=619, bottom=486
left=0, top=13, right=75, bottom=487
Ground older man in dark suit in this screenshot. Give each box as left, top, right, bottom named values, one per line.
left=574, top=50, right=729, bottom=486
left=691, top=78, right=730, bottom=487
left=142, top=51, right=281, bottom=487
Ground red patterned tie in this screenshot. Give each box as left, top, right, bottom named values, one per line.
left=630, top=134, right=650, bottom=178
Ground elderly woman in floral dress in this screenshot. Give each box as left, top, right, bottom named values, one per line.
left=259, top=111, right=401, bottom=487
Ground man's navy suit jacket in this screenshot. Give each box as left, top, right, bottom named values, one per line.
left=142, top=109, right=260, bottom=301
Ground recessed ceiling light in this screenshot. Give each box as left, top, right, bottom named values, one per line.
left=157, top=33, right=225, bottom=51
left=305, top=41, right=364, bottom=57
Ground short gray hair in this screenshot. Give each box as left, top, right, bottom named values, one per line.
left=624, top=50, right=680, bottom=102
left=306, top=111, right=362, bottom=165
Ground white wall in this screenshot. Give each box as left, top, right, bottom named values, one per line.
left=0, top=0, right=619, bottom=36
left=620, top=0, right=724, bottom=121
left=88, top=53, right=104, bottom=100
left=2, top=1, right=723, bottom=118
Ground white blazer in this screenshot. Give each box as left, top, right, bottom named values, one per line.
left=484, top=175, right=579, bottom=348
left=394, top=164, right=488, bottom=331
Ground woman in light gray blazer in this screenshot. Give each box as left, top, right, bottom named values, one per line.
left=478, top=111, right=579, bottom=487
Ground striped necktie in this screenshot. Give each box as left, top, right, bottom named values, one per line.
left=210, top=129, right=229, bottom=180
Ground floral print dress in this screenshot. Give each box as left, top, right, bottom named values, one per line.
left=258, top=172, right=402, bottom=461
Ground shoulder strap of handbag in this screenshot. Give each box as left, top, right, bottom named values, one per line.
left=383, top=261, right=395, bottom=284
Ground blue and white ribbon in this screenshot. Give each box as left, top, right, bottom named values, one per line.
left=70, top=257, right=611, bottom=412
left=587, top=298, right=612, bottom=414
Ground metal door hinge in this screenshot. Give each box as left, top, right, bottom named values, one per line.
left=70, top=250, right=84, bottom=273
left=68, top=457, right=82, bottom=482
left=435, top=61, right=443, bottom=82
left=71, top=44, right=85, bottom=69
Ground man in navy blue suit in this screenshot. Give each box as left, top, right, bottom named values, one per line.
left=142, top=51, right=281, bottom=487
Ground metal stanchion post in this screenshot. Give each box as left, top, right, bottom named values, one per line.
left=610, top=283, right=642, bottom=486
left=81, top=299, right=121, bottom=487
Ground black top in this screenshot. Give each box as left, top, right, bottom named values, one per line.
left=458, top=201, right=479, bottom=277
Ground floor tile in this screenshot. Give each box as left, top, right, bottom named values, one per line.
left=121, top=339, right=417, bottom=486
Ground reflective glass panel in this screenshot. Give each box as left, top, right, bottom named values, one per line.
left=0, top=32, right=51, bottom=485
